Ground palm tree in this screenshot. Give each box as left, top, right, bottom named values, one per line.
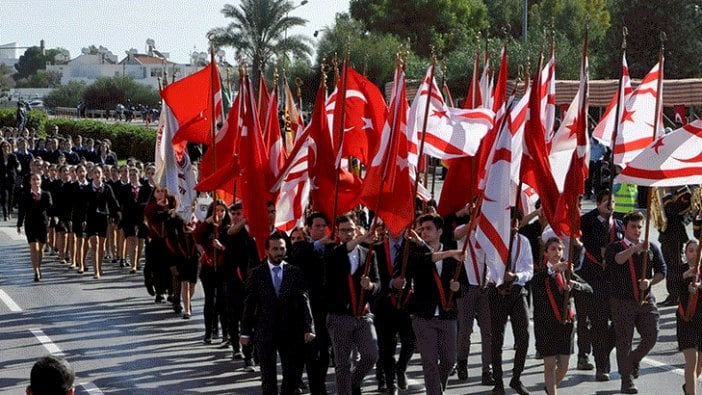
left=208, top=0, right=313, bottom=88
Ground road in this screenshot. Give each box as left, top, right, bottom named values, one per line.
left=0, top=207, right=695, bottom=394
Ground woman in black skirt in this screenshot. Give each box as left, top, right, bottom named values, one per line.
left=0, top=140, right=20, bottom=221
left=533, top=237, right=592, bottom=394
left=84, top=166, right=119, bottom=279
left=165, top=215, right=199, bottom=319
left=16, top=173, right=52, bottom=281
left=678, top=239, right=702, bottom=395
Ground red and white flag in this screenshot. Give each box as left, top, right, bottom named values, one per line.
left=522, top=55, right=559, bottom=231
left=154, top=100, right=196, bottom=219
left=541, top=53, right=557, bottom=148
left=551, top=37, right=589, bottom=238
left=475, top=97, right=516, bottom=286
left=592, top=53, right=632, bottom=147
left=409, top=64, right=495, bottom=160
left=329, top=65, right=387, bottom=165
left=272, top=129, right=311, bottom=232
left=262, top=84, right=286, bottom=182
left=166, top=63, right=222, bottom=149
left=310, top=81, right=363, bottom=223
left=674, top=104, right=687, bottom=125
left=361, top=63, right=415, bottom=236
left=283, top=79, right=305, bottom=149
left=617, top=119, right=702, bottom=186
left=612, top=62, right=663, bottom=166
left=238, top=73, right=271, bottom=258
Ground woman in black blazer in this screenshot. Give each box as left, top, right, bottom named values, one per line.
left=0, top=140, right=20, bottom=221
left=16, top=173, right=52, bottom=281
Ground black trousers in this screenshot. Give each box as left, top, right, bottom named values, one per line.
left=573, top=290, right=592, bottom=358
left=257, top=337, right=304, bottom=395
left=489, top=286, right=529, bottom=382
left=304, top=311, right=331, bottom=394
left=226, top=283, right=253, bottom=359
left=375, top=302, right=415, bottom=388
left=200, top=266, right=227, bottom=339
left=588, top=280, right=616, bottom=373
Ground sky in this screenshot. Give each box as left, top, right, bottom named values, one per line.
left=0, top=0, right=350, bottom=64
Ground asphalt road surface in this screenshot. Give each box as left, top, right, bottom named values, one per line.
left=0, top=206, right=695, bottom=394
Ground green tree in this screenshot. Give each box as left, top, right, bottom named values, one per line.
left=15, top=70, right=62, bottom=88
left=0, top=64, right=15, bottom=92
left=315, top=14, right=415, bottom=88
left=44, top=81, right=87, bottom=109
left=208, top=0, right=313, bottom=89
left=14, top=47, right=44, bottom=81
left=600, top=0, right=702, bottom=79
left=82, top=76, right=159, bottom=110
left=350, top=0, right=488, bottom=58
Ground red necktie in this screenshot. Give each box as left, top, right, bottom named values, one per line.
left=33, top=192, right=39, bottom=201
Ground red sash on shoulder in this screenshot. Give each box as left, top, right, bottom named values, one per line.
left=621, top=240, right=640, bottom=301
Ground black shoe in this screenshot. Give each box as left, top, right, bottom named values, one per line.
left=34, top=273, right=39, bottom=282
left=396, top=370, right=407, bottom=390
left=243, top=358, right=256, bottom=372
left=203, top=336, right=212, bottom=344
left=534, top=350, right=543, bottom=360
left=456, top=359, right=468, bottom=380
left=621, top=379, right=638, bottom=394
left=482, top=370, right=495, bottom=386
left=509, top=378, right=529, bottom=395
left=351, top=387, right=361, bottom=395
left=577, top=356, right=595, bottom=370
left=233, top=351, right=244, bottom=360
left=632, top=362, right=640, bottom=379
left=155, top=295, right=164, bottom=303
left=492, top=381, right=505, bottom=395
left=377, top=376, right=386, bottom=392
left=385, top=386, right=398, bottom=395
left=595, top=371, right=610, bottom=382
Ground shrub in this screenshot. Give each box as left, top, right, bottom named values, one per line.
left=0, top=108, right=49, bottom=133
left=0, top=110, right=155, bottom=162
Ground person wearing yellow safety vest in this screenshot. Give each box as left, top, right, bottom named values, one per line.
left=613, top=182, right=638, bottom=222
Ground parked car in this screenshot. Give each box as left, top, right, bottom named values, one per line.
left=27, top=100, right=45, bottom=111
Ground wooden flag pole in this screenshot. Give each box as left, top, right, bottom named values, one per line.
left=357, top=55, right=406, bottom=317
left=608, top=27, right=628, bottom=195
left=561, top=25, right=589, bottom=323
left=330, top=49, right=351, bottom=231
left=396, top=55, right=437, bottom=309
left=640, top=32, right=666, bottom=304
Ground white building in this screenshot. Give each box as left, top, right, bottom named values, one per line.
left=47, top=42, right=205, bottom=90
left=0, top=42, right=19, bottom=66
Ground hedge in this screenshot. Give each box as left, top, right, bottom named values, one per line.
left=0, top=109, right=156, bottom=162
left=0, top=108, right=49, bottom=133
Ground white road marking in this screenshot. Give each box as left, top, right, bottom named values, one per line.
left=0, top=289, right=22, bottom=312
left=0, top=226, right=25, bottom=241
left=29, top=328, right=64, bottom=356
left=79, top=381, right=105, bottom=394
left=642, top=356, right=685, bottom=377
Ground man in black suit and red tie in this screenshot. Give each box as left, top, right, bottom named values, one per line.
left=240, top=234, right=315, bottom=395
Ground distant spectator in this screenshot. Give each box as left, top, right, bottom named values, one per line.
left=16, top=101, right=28, bottom=131
left=26, top=355, right=75, bottom=395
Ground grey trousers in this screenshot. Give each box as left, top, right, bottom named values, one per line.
left=327, top=313, right=378, bottom=395
left=457, top=285, right=492, bottom=371
left=609, top=297, right=660, bottom=381
left=412, top=316, right=457, bottom=395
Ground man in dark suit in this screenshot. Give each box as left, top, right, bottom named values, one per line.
left=325, top=214, right=380, bottom=395
left=240, top=234, right=315, bottom=395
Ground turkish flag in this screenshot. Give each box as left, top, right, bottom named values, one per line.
left=166, top=63, right=222, bottom=149
left=309, top=81, right=363, bottom=223
left=238, top=74, right=271, bottom=259
left=330, top=64, right=387, bottom=165
left=362, top=64, right=414, bottom=236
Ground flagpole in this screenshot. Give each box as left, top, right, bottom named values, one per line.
left=396, top=55, right=437, bottom=308
left=640, top=32, right=666, bottom=304
left=208, top=38, right=218, bottom=203
left=560, top=26, right=589, bottom=323
left=607, top=27, right=628, bottom=195
left=357, top=55, right=405, bottom=317
left=330, top=49, right=351, bottom=230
